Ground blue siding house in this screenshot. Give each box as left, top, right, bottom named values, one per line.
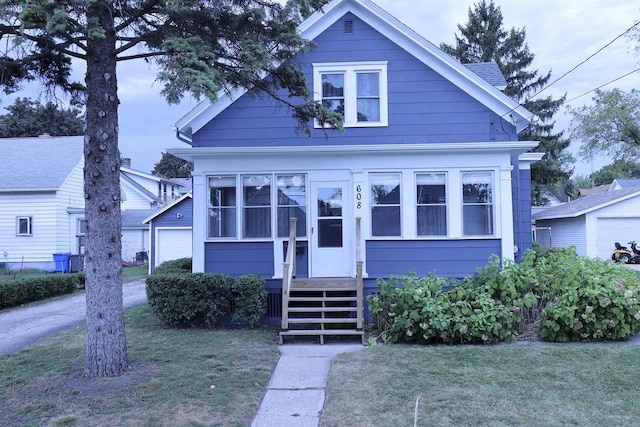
left=169, top=0, right=541, bottom=339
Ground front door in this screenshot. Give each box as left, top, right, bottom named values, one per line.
left=310, top=181, right=351, bottom=277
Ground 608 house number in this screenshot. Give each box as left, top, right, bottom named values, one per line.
left=355, top=184, right=362, bottom=210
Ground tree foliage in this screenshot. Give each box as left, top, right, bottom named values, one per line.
left=590, top=159, right=640, bottom=186
left=440, top=0, right=573, bottom=205
left=0, top=0, right=335, bottom=377
left=152, top=152, right=193, bottom=178
left=0, top=97, right=84, bottom=137
left=569, top=89, right=640, bottom=161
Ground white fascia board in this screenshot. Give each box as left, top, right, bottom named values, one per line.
left=142, top=193, right=192, bottom=224
left=173, top=0, right=533, bottom=139
left=518, top=152, right=544, bottom=170
left=536, top=191, right=640, bottom=220
left=168, top=141, right=539, bottom=162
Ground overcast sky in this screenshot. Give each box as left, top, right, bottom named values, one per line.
left=2, top=0, right=639, bottom=175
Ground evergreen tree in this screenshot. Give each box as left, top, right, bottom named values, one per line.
left=0, top=0, right=337, bottom=377
left=152, top=152, right=193, bottom=178
left=590, top=159, right=640, bottom=186
left=440, top=0, right=573, bottom=205
left=0, top=97, right=84, bottom=137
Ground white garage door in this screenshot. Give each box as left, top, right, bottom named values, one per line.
left=596, top=218, right=640, bottom=260
left=156, top=228, right=192, bottom=266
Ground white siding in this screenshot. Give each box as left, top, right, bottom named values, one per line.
left=536, top=217, right=587, bottom=256
left=121, top=179, right=155, bottom=210
left=122, top=228, right=149, bottom=262
left=0, top=160, right=84, bottom=269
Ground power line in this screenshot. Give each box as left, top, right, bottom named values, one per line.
left=530, top=20, right=640, bottom=101
left=565, top=66, right=640, bottom=104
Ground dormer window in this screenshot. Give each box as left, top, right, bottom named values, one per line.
left=313, top=62, right=388, bottom=128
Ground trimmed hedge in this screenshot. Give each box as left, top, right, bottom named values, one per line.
left=145, top=273, right=267, bottom=328
left=0, top=273, right=85, bottom=310
left=153, top=257, right=192, bottom=275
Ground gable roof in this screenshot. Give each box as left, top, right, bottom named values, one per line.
left=143, top=193, right=192, bottom=224
left=0, top=135, right=83, bottom=192
left=610, top=179, right=640, bottom=191
left=122, top=209, right=159, bottom=229
left=175, top=0, right=533, bottom=141
left=533, top=187, right=640, bottom=220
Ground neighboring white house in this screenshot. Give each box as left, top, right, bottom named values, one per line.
left=120, top=160, right=187, bottom=210
left=0, top=136, right=186, bottom=271
left=0, top=136, right=85, bottom=270
left=532, top=187, right=640, bottom=260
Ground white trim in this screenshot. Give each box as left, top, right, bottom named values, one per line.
left=313, top=61, right=388, bottom=127
left=142, top=193, right=192, bottom=224
left=169, top=141, right=539, bottom=161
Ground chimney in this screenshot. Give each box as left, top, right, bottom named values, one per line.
left=122, top=158, right=131, bottom=167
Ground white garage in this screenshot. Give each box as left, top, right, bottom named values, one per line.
left=596, top=217, right=640, bottom=260
left=533, top=188, right=640, bottom=260
left=155, top=227, right=193, bottom=266
left=143, top=194, right=193, bottom=271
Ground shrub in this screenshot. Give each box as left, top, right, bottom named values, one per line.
left=153, top=257, right=192, bottom=275
left=368, top=272, right=518, bottom=344
left=231, top=274, right=267, bottom=327
left=146, top=273, right=233, bottom=328
left=539, top=258, right=640, bottom=341
left=0, top=274, right=84, bottom=310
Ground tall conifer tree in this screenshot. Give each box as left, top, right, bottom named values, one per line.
left=441, top=0, right=573, bottom=205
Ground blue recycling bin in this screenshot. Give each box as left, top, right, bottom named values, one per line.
left=53, top=252, right=71, bottom=273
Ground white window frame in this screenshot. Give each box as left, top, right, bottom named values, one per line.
left=461, top=171, right=495, bottom=237
left=17, top=216, right=32, bottom=236
left=369, top=172, right=402, bottom=237
left=313, top=61, right=388, bottom=128
left=415, top=172, right=449, bottom=237
left=206, top=173, right=309, bottom=242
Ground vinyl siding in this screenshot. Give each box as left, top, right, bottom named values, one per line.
left=535, top=217, right=587, bottom=256
left=192, top=13, right=515, bottom=147
left=0, top=160, right=84, bottom=268
left=365, top=239, right=501, bottom=278
left=204, top=242, right=274, bottom=277
left=148, top=197, right=193, bottom=270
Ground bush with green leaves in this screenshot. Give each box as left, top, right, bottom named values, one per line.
left=0, top=273, right=84, bottom=310
left=153, top=257, right=192, bottom=275
left=146, top=273, right=233, bottom=328
left=231, top=274, right=267, bottom=327
left=368, top=247, right=640, bottom=344
left=369, top=272, right=518, bottom=344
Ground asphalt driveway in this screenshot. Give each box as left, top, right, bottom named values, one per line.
left=0, top=279, right=148, bottom=356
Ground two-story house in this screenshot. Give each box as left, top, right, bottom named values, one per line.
left=168, top=0, right=541, bottom=341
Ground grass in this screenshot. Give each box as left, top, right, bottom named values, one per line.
left=321, top=343, right=640, bottom=426
left=0, top=303, right=280, bottom=427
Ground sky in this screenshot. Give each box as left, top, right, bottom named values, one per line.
left=1, top=0, right=639, bottom=175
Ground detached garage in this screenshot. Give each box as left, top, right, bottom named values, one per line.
left=533, top=187, right=640, bottom=260
left=143, top=194, right=193, bottom=271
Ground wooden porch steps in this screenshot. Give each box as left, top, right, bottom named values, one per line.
left=279, top=278, right=364, bottom=345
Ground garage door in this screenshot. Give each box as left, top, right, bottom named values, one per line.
left=156, top=228, right=192, bottom=266
left=596, top=218, right=640, bottom=260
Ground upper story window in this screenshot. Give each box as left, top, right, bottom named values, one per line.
left=416, top=173, right=447, bottom=236
left=370, top=173, right=401, bottom=236
left=462, top=171, right=494, bottom=236
left=17, top=216, right=33, bottom=236
left=314, top=62, right=388, bottom=127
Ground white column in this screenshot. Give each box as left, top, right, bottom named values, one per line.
left=499, top=166, right=515, bottom=261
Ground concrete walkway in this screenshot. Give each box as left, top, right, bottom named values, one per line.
left=0, top=279, right=147, bottom=355
left=251, top=343, right=365, bottom=427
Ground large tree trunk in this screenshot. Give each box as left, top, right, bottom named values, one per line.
left=83, top=1, right=129, bottom=377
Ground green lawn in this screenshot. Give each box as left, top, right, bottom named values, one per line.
left=0, top=304, right=280, bottom=427
left=321, top=343, right=640, bottom=426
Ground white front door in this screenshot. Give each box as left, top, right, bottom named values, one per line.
left=310, top=181, right=351, bottom=277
